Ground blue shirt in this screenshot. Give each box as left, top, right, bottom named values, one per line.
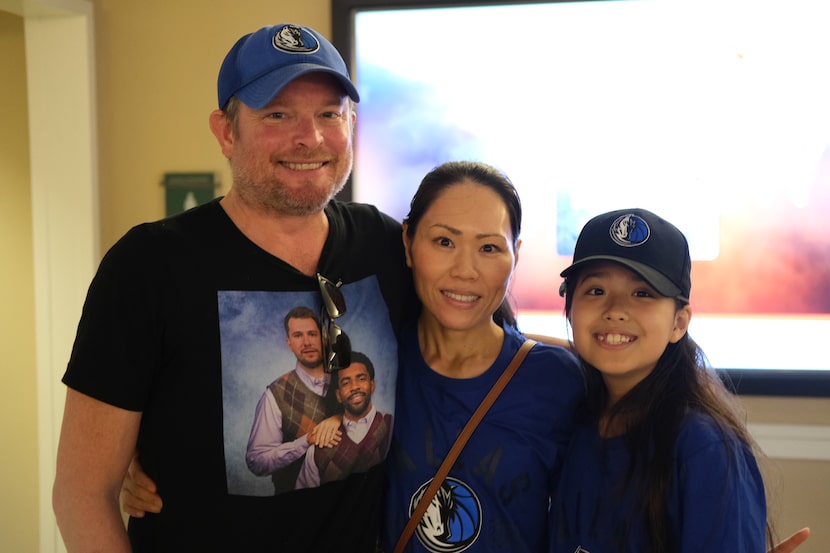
left=384, top=322, right=586, bottom=553
left=550, top=412, right=767, bottom=552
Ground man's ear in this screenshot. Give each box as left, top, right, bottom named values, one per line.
left=209, top=109, right=234, bottom=159
left=670, top=304, right=692, bottom=343
left=401, top=223, right=413, bottom=268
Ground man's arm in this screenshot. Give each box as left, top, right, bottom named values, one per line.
left=294, top=444, right=322, bottom=489
left=245, top=391, right=310, bottom=475
left=53, top=388, right=141, bottom=552
left=524, top=332, right=571, bottom=350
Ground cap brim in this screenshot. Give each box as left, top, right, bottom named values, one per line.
left=236, top=63, right=360, bottom=109
left=560, top=256, right=686, bottom=300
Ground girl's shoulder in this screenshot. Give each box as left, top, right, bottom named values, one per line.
left=675, top=410, right=753, bottom=464
left=672, top=411, right=767, bottom=532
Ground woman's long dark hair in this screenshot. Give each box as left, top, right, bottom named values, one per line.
left=403, top=161, right=522, bottom=328
left=562, top=275, right=774, bottom=552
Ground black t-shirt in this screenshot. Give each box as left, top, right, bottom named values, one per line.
left=63, top=199, right=416, bottom=552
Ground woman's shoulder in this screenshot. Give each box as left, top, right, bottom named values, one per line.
left=515, top=330, right=580, bottom=371
left=504, top=326, right=586, bottom=399
left=506, top=324, right=569, bottom=352
left=529, top=341, right=581, bottom=371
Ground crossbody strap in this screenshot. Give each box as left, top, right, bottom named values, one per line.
left=392, top=339, right=536, bottom=553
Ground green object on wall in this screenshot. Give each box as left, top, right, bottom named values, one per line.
left=164, top=172, right=216, bottom=216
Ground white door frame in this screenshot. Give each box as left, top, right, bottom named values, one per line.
left=0, top=1, right=98, bottom=551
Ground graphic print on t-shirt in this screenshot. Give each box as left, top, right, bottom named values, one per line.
left=410, top=476, right=482, bottom=553
left=218, top=276, right=397, bottom=497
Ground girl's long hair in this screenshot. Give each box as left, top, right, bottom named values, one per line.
left=563, top=279, right=774, bottom=552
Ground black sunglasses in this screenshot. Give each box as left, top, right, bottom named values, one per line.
left=317, top=273, right=352, bottom=373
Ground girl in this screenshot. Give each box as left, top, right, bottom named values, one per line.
left=551, top=208, right=772, bottom=552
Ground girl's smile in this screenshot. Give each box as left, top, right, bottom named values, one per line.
left=570, top=261, right=690, bottom=403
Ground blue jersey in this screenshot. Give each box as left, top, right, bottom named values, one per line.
left=384, top=322, right=585, bottom=553
left=550, top=412, right=767, bottom=552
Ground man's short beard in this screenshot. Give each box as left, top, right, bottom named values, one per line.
left=298, top=356, right=323, bottom=370
left=231, top=160, right=350, bottom=217
left=343, top=396, right=371, bottom=418
left=272, top=177, right=347, bottom=216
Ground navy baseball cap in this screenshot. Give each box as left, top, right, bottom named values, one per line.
left=560, top=208, right=692, bottom=302
left=217, top=23, right=360, bottom=110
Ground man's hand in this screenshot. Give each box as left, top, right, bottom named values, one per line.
left=769, top=528, right=810, bottom=553
left=120, top=453, right=163, bottom=518
left=308, top=415, right=343, bottom=448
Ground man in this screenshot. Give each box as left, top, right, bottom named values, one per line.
left=246, top=306, right=339, bottom=493
left=296, top=351, right=393, bottom=489
left=52, top=23, right=415, bottom=552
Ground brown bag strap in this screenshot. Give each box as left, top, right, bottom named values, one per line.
left=392, top=339, right=536, bottom=553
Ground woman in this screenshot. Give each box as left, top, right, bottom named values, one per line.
left=383, top=161, right=584, bottom=552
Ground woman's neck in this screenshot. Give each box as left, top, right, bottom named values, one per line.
left=417, top=316, right=505, bottom=379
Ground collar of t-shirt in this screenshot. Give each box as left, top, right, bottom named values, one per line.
left=343, top=404, right=377, bottom=444
left=294, top=364, right=330, bottom=397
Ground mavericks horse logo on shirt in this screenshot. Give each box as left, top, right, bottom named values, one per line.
left=410, top=477, right=482, bottom=553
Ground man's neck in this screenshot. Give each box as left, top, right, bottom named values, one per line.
left=343, top=404, right=374, bottom=423
left=297, top=363, right=326, bottom=380
left=220, top=191, right=329, bottom=276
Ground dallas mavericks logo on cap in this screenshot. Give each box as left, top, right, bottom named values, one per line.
left=609, top=213, right=650, bottom=248
left=272, top=24, right=320, bottom=54
left=559, top=208, right=692, bottom=301
left=216, top=23, right=360, bottom=109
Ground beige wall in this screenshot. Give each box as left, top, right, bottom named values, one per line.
left=3, top=0, right=828, bottom=551
left=745, top=396, right=830, bottom=549
left=0, top=10, right=39, bottom=553
left=93, top=0, right=332, bottom=251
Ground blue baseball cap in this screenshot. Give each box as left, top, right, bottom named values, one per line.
left=217, top=23, right=360, bottom=110
left=560, top=208, right=692, bottom=302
